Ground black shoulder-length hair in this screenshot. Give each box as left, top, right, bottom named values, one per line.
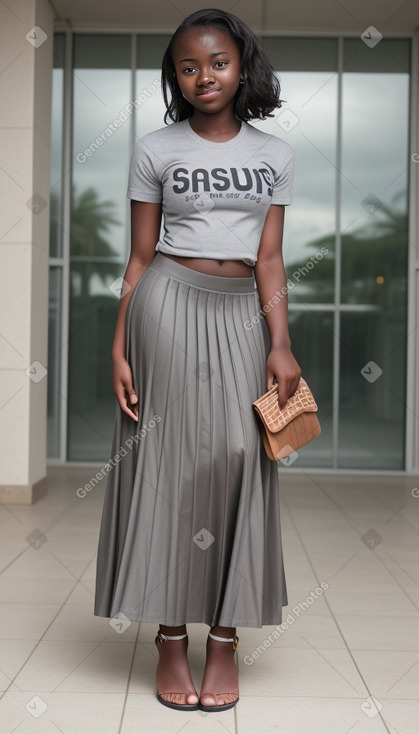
left=161, top=8, right=284, bottom=124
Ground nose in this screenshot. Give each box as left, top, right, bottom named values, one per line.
left=197, top=67, right=215, bottom=86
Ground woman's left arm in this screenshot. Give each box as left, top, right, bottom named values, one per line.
left=253, top=204, right=301, bottom=409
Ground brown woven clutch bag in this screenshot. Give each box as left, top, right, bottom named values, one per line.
left=252, top=377, right=321, bottom=461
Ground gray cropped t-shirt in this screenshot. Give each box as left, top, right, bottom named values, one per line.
left=126, top=117, right=295, bottom=267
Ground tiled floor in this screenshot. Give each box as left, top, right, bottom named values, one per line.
left=1, top=467, right=418, bottom=733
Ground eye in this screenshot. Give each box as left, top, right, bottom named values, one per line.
left=181, top=60, right=228, bottom=74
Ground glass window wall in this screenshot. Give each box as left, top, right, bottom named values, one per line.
left=48, top=33, right=410, bottom=469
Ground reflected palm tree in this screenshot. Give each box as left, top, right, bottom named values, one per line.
left=70, top=184, right=122, bottom=299
left=285, top=190, right=408, bottom=308
left=50, top=185, right=124, bottom=299
left=51, top=185, right=128, bottom=447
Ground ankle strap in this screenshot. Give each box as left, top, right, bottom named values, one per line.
left=208, top=632, right=235, bottom=643
left=208, top=631, right=239, bottom=650
left=156, top=630, right=187, bottom=642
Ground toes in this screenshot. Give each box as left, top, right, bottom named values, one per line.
left=202, top=693, right=217, bottom=706
left=161, top=693, right=184, bottom=704
left=201, top=692, right=238, bottom=706
left=161, top=693, right=178, bottom=704
left=160, top=693, right=174, bottom=703
left=222, top=692, right=238, bottom=703
left=161, top=691, right=198, bottom=705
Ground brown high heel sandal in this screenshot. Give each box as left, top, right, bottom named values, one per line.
left=198, top=631, right=240, bottom=712
left=154, top=630, right=199, bottom=711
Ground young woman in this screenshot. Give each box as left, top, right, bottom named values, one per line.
left=94, top=8, right=301, bottom=714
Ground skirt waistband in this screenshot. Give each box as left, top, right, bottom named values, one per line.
left=148, top=252, right=257, bottom=294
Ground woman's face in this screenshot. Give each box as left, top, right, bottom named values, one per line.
left=172, top=27, right=242, bottom=113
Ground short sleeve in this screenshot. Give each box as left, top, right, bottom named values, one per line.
left=271, top=146, right=295, bottom=206
left=126, top=137, right=162, bottom=202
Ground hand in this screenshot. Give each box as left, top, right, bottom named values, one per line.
left=112, top=355, right=139, bottom=421
left=266, top=346, right=302, bottom=409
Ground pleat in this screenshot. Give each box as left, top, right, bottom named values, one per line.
left=94, top=254, right=288, bottom=628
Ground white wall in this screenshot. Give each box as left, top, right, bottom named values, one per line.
left=0, top=0, right=54, bottom=503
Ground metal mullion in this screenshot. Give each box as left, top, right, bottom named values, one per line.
left=288, top=304, right=381, bottom=312
left=126, top=32, right=137, bottom=265
left=332, top=36, right=344, bottom=470
left=51, top=24, right=413, bottom=40
left=59, top=27, right=74, bottom=463
left=405, top=32, right=419, bottom=472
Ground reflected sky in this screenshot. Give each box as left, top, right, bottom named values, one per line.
left=253, top=71, right=338, bottom=264
left=50, top=70, right=63, bottom=196
left=72, top=69, right=132, bottom=258
left=341, top=73, right=409, bottom=221
left=50, top=69, right=64, bottom=259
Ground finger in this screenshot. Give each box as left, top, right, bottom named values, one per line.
left=285, top=380, right=296, bottom=403
left=276, top=380, right=289, bottom=408
left=128, top=392, right=139, bottom=415
left=115, top=387, right=138, bottom=421
left=122, top=398, right=138, bottom=421
left=278, top=394, right=288, bottom=409
left=122, top=380, right=139, bottom=415
left=123, top=406, right=138, bottom=421
left=290, top=376, right=301, bottom=397
left=125, top=391, right=139, bottom=420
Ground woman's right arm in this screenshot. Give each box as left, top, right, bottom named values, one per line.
left=111, top=199, right=162, bottom=421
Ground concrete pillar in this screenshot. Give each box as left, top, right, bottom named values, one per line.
left=0, top=0, right=54, bottom=503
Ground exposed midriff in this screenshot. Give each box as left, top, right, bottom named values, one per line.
left=160, top=254, right=253, bottom=277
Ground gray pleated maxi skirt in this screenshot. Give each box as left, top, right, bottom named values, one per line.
left=94, top=251, right=288, bottom=628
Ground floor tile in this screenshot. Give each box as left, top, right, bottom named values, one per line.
left=323, top=589, right=419, bottom=617
left=235, top=696, right=389, bottom=734
left=121, top=693, right=235, bottom=732
left=13, top=640, right=135, bottom=693
left=238, top=645, right=368, bottom=698
left=351, top=649, right=419, bottom=699
left=0, top=576, right=76, bottom=605
left=233, top=614, right=346, bottom=649
left=378, top=699, right=419, bottom=734
left=333, top=614, right=419, bottom=651
left=0, top=604, right=62, bottom=640
left=0, top=691, right=125, bottom=733
left=0, top=640, right=38, bottom=694
left=43, top=603, right=139, bottom=642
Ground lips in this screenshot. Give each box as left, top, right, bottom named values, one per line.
left=197, top=88, right=221, bottom=97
